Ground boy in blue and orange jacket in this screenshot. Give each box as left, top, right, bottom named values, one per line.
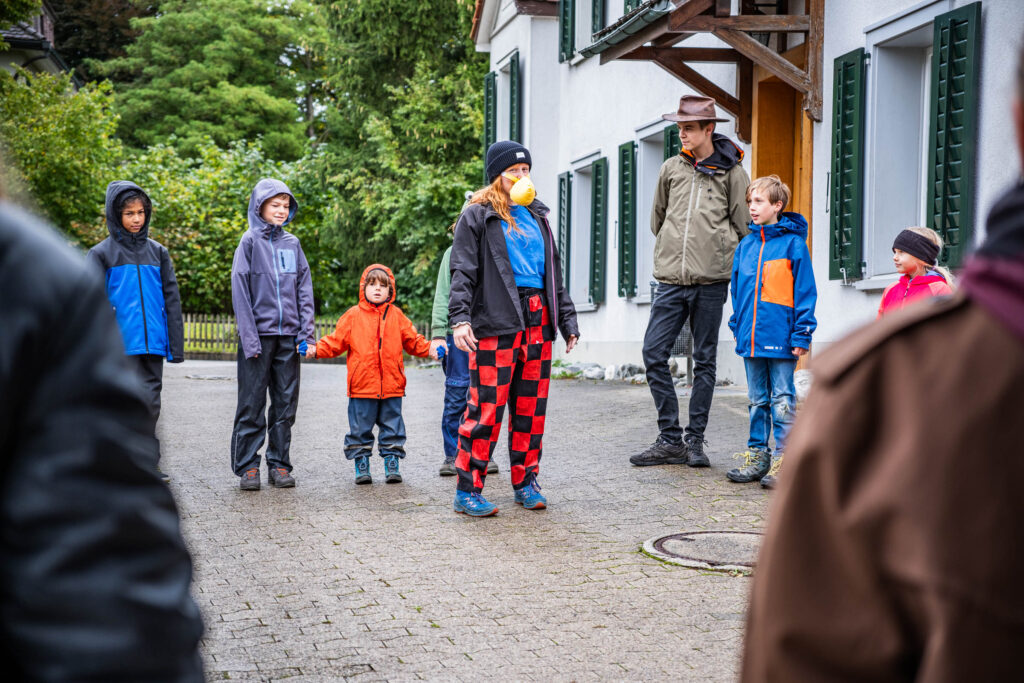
left=726, top=175, right=816, bottom=489
left=87, top=181, right=184, bottom=481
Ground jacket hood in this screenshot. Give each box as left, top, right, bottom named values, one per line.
left=359, top=263, right=397, bottom=310
left=105, top=180, right=151, bottom=245
left=681, top=133, right=745, bottom=175
left=247, top=178, right=298, bottom=237
left=749, top=211, right=807, bottom=240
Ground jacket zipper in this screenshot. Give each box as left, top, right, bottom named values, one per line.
left=680, top=170, right=703, bottom=283
left=751, top=228, right=766, bottom=356
left=268, top=233, right=283, bottom=334
left=136, top=264, right=150, bottom=353
left=377, top=304, right=389, bottom=398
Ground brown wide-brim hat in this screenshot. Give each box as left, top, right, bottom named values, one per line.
left=662, top=95, right=729, bottom=123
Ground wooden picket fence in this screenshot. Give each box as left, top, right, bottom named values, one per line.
left=183, top=313, right=433, bottom=362
left=183, top=313, right=342, bottom=362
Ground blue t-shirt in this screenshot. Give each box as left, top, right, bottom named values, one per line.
left=501, top=205, right=546, bottom=289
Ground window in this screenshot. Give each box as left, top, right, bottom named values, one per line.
left=560, top=156, right=609, bottom=307
left=830, top=1, right=981, bottom=281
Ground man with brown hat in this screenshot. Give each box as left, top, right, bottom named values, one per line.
left=631, top=95, right=750, bottom=468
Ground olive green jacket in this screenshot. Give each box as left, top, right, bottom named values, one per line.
left=650, top=135, right=750, bottom=286
left=430, top=245, right=453, bottom=339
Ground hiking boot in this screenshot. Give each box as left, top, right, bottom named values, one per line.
left=629, top=437, right=688, bottom=466
left=685, top=437, right=710, bottom=468
left=761, top=454, right=784, bottom=489
left=726, top=450, right=771, bottom=483
left=514, top=479, right=547, bottom=510
left=354, top=455, right=372, bottom=485
left=439, top=458, right=457, bottom=477
left=453, top=490, right=498, bottom=517
left=268, top=467, right=295, bottom=488
left=384, top=455, right=402, bottom=483
left=487, top=459, right=499, bottom=474
left=240, top=467, right=260, bottom=491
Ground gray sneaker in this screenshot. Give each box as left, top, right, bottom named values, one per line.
left=726, top=450, right=771, bottom=483
left=487, top=459, right=499, bottom=474
left=629, top=437, right=688, bottom=466
left=439, top=458, right=457, bottom=477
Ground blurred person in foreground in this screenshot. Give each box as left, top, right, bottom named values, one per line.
left=741, top=41, right=1024, bottom=681
left=0, top=171, right=204, bottom=680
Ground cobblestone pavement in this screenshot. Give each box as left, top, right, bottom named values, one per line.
left=160, top=359, right=770, bottom=682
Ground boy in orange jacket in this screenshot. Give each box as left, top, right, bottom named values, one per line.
left=307, top=264, right=437, bottom=484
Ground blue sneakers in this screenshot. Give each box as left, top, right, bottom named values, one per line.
left=453, top=490, right=498, bottom=517
left=384, top=455, right=402, bottom=483
left=354, top=456, right=371, bottom=485
left=514, top=479, right=547, bottom=510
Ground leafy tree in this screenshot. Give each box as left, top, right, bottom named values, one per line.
left=317, top=0, right=487, bottom=321
left=0, top=67, right=121, bottom=240
left=49, top=0, right=159, bottom=82
left=99, top=0, right=322, bottom=160
left=0, top=1, right=41, bottom=49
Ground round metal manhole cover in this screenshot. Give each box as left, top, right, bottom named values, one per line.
left=643, top=531, right=763, bottom=575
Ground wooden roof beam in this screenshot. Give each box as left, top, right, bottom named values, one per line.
left=670, top=14, right=811, bottom=32
left=619, top=46, right=741, bottom=62
left=599, top=0, right=713, bottom=63
left=712, top=27, right=810, bottom=93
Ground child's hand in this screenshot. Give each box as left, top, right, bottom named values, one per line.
left=792, top=347, right=808, bottom=356
left=305, top=346, right=316, bottom=359
left=566, top=335, right=578, bottom=353
left=429, top=338, right=445, bottom=360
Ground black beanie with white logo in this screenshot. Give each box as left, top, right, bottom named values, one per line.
left=485, top=141, right=532, bottom=183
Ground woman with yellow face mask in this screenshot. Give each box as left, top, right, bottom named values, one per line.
left=447, top=140, right=580, bottom=517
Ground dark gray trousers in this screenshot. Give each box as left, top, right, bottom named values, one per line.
left=231, top=335, right=299, bottom=475
left=126, top=353, right=164, bottom=462
left=642, top=281, right=728, bottom=444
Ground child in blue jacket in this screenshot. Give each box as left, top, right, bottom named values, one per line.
left=87, top=181, right=184, bottom=481
left=726, top=175, right=816, bottom=489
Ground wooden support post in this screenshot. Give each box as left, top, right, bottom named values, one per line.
left=737, top=57, right=753, bottom=143
left=803, top=0, right=824, bottom=121
left=715, top=0, right=731, bottom=17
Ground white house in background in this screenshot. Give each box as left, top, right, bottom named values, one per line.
left=471, top=0, right=1023, bottom=383
left=1, top=2, right=74, bottom=81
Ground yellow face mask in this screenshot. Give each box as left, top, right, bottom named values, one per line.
left=503, top=173, right=536, bottom=206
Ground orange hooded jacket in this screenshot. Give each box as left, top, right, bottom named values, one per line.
left=315, top=264, right=431, bottom=398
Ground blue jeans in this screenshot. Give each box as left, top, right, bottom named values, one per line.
left=344, top=397, right=406, bottom=460
left=441, top=334, right=470, bottom=461
left=743, top=357, right=796, bottom=455
left=642, top=281, right=729, bottom=444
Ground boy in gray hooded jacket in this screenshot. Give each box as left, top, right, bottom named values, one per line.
left=230, top=178, right=315, bottom=490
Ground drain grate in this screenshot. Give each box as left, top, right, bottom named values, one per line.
left=643, top=531, right=762, bottom=574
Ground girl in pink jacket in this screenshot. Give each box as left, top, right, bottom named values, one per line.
left=878, top=227, right=954, bottom=317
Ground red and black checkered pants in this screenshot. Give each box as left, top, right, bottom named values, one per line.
left=455, top=292, right=554, bottom=493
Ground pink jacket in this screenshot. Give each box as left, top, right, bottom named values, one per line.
left=877, top=272, right=952, bottom=317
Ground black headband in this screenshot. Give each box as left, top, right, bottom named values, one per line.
left=892, top=230, right=939, bottom=266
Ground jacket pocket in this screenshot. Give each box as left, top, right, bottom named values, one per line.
left=761, top=259, right=794, bottom=308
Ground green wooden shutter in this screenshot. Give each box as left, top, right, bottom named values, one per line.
left=624, top=0, right=642, bottom=12
left=483, top=71, right=497, bottom=163
left=593, top=0, right=606, bottom=34
left=618, top=141, right=637, bottom=298
left=558, top=172, right=572, bottom=286
left=589, top=157, right=609, bottom=305
left=927, top=2, right=980, bottom=268
left=663, top=124, right=681, bottom=159
left=559, top=0, right=575, bottom=63
left=829, top=48, right=866, bottom=281
left=509, top=52, right=522, bottom=142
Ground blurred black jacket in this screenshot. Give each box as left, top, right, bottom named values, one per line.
left=0, top=201, right=204, bottom=681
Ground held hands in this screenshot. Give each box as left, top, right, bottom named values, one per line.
left=792, top=347, right=808, bottom=357
left=428, top=338, right=445, bottom=361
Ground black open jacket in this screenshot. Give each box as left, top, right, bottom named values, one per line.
left=449, top=198, right=579, bottom=342
left=0, top=202, right=203, bottom=681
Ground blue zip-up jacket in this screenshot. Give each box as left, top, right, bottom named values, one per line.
left=86, top=181, right=185, bottom=362
left=231, top=178, right=315, bottom=359
left=728, top=212, right=817, bottom=358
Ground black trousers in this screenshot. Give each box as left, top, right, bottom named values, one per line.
left=642, top=281, right=728, bottom=444
left=126, top=353, right=165, bottom=462
left=230, top=335, right=300, bottom=476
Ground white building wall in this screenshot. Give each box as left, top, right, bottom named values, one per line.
left=812, top=0, right=1024, bottom=353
